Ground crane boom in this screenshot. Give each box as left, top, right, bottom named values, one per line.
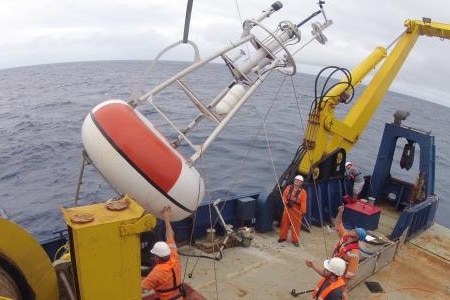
left=298, top=19, right=450, bottom=177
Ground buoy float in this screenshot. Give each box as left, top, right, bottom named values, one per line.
left=81, top=100, right=205, bottom=221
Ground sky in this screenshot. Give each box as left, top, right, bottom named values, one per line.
left=1, top=0, right=450, bottom=107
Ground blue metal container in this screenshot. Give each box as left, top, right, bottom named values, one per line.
left=256, top=192, right=273, bottom=233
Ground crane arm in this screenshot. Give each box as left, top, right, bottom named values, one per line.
left=298, top=19, right=450, bottom=177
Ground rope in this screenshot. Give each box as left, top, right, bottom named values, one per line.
left=178, top=2, right=256, bottom=296
left=202, top=73, right=290, bottom=233
left=290, top=66, right=355, bottom=256
left=386, top=29, right=407, bottom=51
left=180, top=67, right=294, bottom=286
left=270, top=76, right=307, bottom=243
left=283, top=77, right=317, bottom=246
left=181, top=144, right=216, bottom=278
left=169, top=2, right=360, bottom=296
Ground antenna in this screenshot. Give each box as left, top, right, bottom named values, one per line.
left=296, top=1, right=329, bottom=28
left=318, top=0, right=329, bottom=23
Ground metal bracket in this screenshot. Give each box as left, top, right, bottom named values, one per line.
left=120, top=214, right=157, bottom=237
left=212, top=198, right=244, bottom=260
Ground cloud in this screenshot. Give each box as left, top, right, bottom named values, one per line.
left=1, top=0, right=449, bottom=106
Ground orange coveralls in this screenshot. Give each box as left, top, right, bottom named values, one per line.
left=279, top=184, right=307, bottom=243
left=142, top=237, right=183, bottom=300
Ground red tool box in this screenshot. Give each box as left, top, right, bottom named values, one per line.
left=343, top=200, right=381, bottom=230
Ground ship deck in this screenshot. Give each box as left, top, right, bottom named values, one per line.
left=176, top=206, right=450, bottom=299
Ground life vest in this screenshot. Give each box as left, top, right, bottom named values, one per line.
left=286, top=184, right=303, bottom=206
left=154, top=266, right=185, bottom=300
left=333, top=235, right=359, bottom=258
left=313, top=277, right=346, bottom=300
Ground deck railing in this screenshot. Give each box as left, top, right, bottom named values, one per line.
left=390, top=195, right=439, bottom=240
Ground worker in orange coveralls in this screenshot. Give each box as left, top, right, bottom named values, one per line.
left=141, top=206, right=206, bottom=300
left=333, top=205, right=367, bottom=300
left=278, top=175, right=308, bottom=247
left=141, top=206, right=185, bottom=300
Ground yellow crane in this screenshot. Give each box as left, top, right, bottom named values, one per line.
left=298, top=19, right=450, bottom=179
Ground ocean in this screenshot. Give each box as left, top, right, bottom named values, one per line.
left=1, top=60, right=449, bottom=241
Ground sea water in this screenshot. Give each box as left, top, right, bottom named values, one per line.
left=0, top=61, right=449, bottom=240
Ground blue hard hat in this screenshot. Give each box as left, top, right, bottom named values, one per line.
left=355, top=228, right=367, bottom=241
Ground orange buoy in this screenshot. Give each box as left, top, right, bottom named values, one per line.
left=82, top=100, right=204, bottom=221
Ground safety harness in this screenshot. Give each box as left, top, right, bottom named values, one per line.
left=287, top=184, right=303, bottom=206
left=333, top=236, right=359, bottom=258
left=154, top=268, right=186, bottom=299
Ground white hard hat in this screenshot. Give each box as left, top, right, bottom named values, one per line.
left=345, top=161, right=352, bottom=168
left=323, top=257, right=346, bottom=276
left=294, top=175, right=304, bottom=181
left=151, top=241, right=171, bottom=257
